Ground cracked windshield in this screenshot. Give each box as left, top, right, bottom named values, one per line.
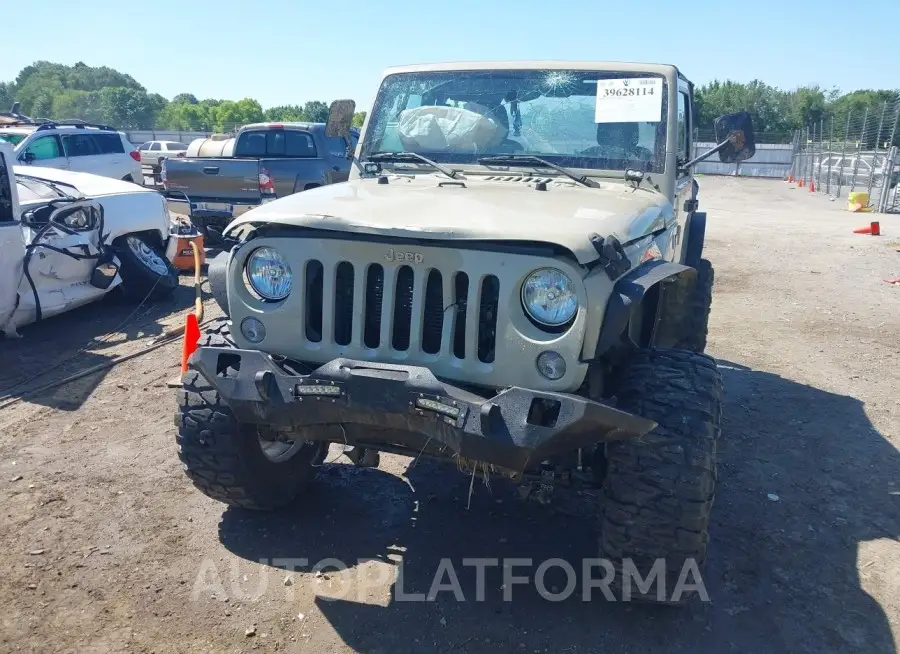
left=363, top=69, right=668, bottom=174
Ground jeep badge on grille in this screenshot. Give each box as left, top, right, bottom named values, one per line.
left=385, top=248, right=425, bottom=264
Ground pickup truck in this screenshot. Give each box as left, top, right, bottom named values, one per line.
left=161, top=122, right=359, bottom=238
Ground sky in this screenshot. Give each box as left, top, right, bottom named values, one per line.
left=2, top=0, right=898, bottom=112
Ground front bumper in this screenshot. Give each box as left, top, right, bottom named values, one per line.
left=189, top=348, right=657, bottom=474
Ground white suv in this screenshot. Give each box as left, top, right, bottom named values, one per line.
left=0, top=120, right=143, bottom=183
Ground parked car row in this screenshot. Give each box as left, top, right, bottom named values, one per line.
left=1, top=104, right=363, bottom=243
left=814, top=154, right=900, bottom=190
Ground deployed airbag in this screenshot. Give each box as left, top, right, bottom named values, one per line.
left=397, top=105, right=507, bottom=152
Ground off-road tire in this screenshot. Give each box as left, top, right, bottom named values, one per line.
left=113, top=234, right=179, bottom=301
left=675, top=258, right=714, bottom=353
left=175, top=319, right=323, bottom=510
left=600, top=348, right=722, bottom=604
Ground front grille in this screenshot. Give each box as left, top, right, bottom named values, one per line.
left=300, top=258, right=500, bottom=363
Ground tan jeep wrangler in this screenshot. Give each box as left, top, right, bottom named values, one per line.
left=175, top=61, right=755, bottom=603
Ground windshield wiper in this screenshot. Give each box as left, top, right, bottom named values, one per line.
left=477, top=155, right=596, bottom=188
left=366, top=152, right=458, bottom=179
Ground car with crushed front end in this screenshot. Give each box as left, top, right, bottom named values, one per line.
left=174, top=61, right=756, bottom=603
left=0, top=142, right=179, bottom=339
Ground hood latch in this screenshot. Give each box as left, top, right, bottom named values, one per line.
left=590, top=234, right=631, bottom=280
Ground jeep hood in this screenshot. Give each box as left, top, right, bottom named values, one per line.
left=226, top=175, right=673, bottom=265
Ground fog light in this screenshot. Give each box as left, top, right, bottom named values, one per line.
left=415, top=397, right=461, bottom=419
left=240, top=317, right=266, bottom=343
left=294, top=384, right=342, bottom=396
left=536, top=351, right=566, bottom=380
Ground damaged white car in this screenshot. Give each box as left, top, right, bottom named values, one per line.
left=0, top=142, right=179, bottom=338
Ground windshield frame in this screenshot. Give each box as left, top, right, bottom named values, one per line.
left=360, top=68, right=672, bottom=179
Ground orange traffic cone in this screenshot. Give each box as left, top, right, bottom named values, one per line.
left=853, top=221, right=881, bottom=235
left=809, top=180, right=815, bottom=192
left=788, top=174, right=794, bottom=183
left=798, top=178, right=805, bottom=187
left=180, top=313, right=201, bottom=373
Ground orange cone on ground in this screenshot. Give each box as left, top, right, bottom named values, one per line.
left=853, top=221, right=881, bottom=235
left=809, top=180, right=815, bottom=192
left=180, top=313, right=201, bottom=374
left=798, top=178, right=805, bottom=187
left=788, top=174, right=794, bottom=183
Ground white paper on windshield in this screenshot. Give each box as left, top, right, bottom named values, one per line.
left=595, top=77, right=663, bottom=123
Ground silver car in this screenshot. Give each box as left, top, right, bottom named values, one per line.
left=136, top=140, right=190, bottom=167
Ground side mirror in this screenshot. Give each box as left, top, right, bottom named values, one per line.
left=714, top=111, right=756, bottom=163
left=22, top=151, right=36, bottom=164
left=325, top=99, right=356, bottom=139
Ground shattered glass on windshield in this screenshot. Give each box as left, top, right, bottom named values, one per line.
left=363, top=69, right=668, bottom=174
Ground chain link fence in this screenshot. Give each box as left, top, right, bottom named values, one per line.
left=789, top=96, right=900, bottom=213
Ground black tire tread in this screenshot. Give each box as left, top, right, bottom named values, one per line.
left=174, top=319, right=317, bottom=510
left=601, top=348, right=722, bottom=604
left=676, top=258, right=714, bottom=353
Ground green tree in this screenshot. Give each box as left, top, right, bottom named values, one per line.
left=172, top=93, right=198, bottom=105
left=51, top=89, right=97, bottom=122
left=695, top=79, right=790, bottom=134
left=214, top=98, right=264, bottom=132
left=13, top=61, right=144, bottom=116
left=780, top=86, right=828, bottom=129
left=264, top=104, right=306, bottom=122
left=302, top=100, right=329, bottom=123
left=352, top=111, right=367, bottom=127
left=29, top=93, right=56, bottom=120
left=0, top=82, right=14, bottom=112
left=157, top=100, right=217, bottom=130
left=90, top=87, right=168, bottom=129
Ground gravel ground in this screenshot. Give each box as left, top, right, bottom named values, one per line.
left=0, top=176, right=898, bottom=653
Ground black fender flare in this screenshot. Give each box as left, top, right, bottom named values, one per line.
left=592, top=260, right=697, bottom=358
left=207, top=252, right=230, bottom=316
left=684, top=210, right=707, bottom=268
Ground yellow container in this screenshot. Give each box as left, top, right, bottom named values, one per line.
left=848, top=191, right=869, bottom=212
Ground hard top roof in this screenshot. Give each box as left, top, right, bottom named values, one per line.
left=381, top=60, right=681, bottom=77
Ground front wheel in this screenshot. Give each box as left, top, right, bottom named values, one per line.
left=113, top=233, right=179, bottom=301
left=599, top=348, right=722, bottom=604
left=175, top=319, right=326, bottom=510
left=675, top=258, right=714, bottom=353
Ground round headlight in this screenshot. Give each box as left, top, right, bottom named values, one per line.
left=521, top=268, right=578, bottom=327
left=246, top=247, right=293, bottom=301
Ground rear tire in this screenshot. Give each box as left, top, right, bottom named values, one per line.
left=175, top=319, right=325, bottom=510
left=113, top=233, right=178, bottom=301
left=675, top=258, right=713, bottom=353
left=599, top=348, right=722, bottom=604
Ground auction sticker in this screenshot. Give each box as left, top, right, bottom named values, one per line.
left=595, top=77, right=663, bottom=123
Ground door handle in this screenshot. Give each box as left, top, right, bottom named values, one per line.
left=203, top=167, right=219, bottom=175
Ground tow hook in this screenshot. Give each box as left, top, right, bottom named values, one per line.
left=518, top=466, right=569, bottom=505
left=343, top=445, right=380, bottom=468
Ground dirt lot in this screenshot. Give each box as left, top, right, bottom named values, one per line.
left=0, top=177, right=898, bottom=654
